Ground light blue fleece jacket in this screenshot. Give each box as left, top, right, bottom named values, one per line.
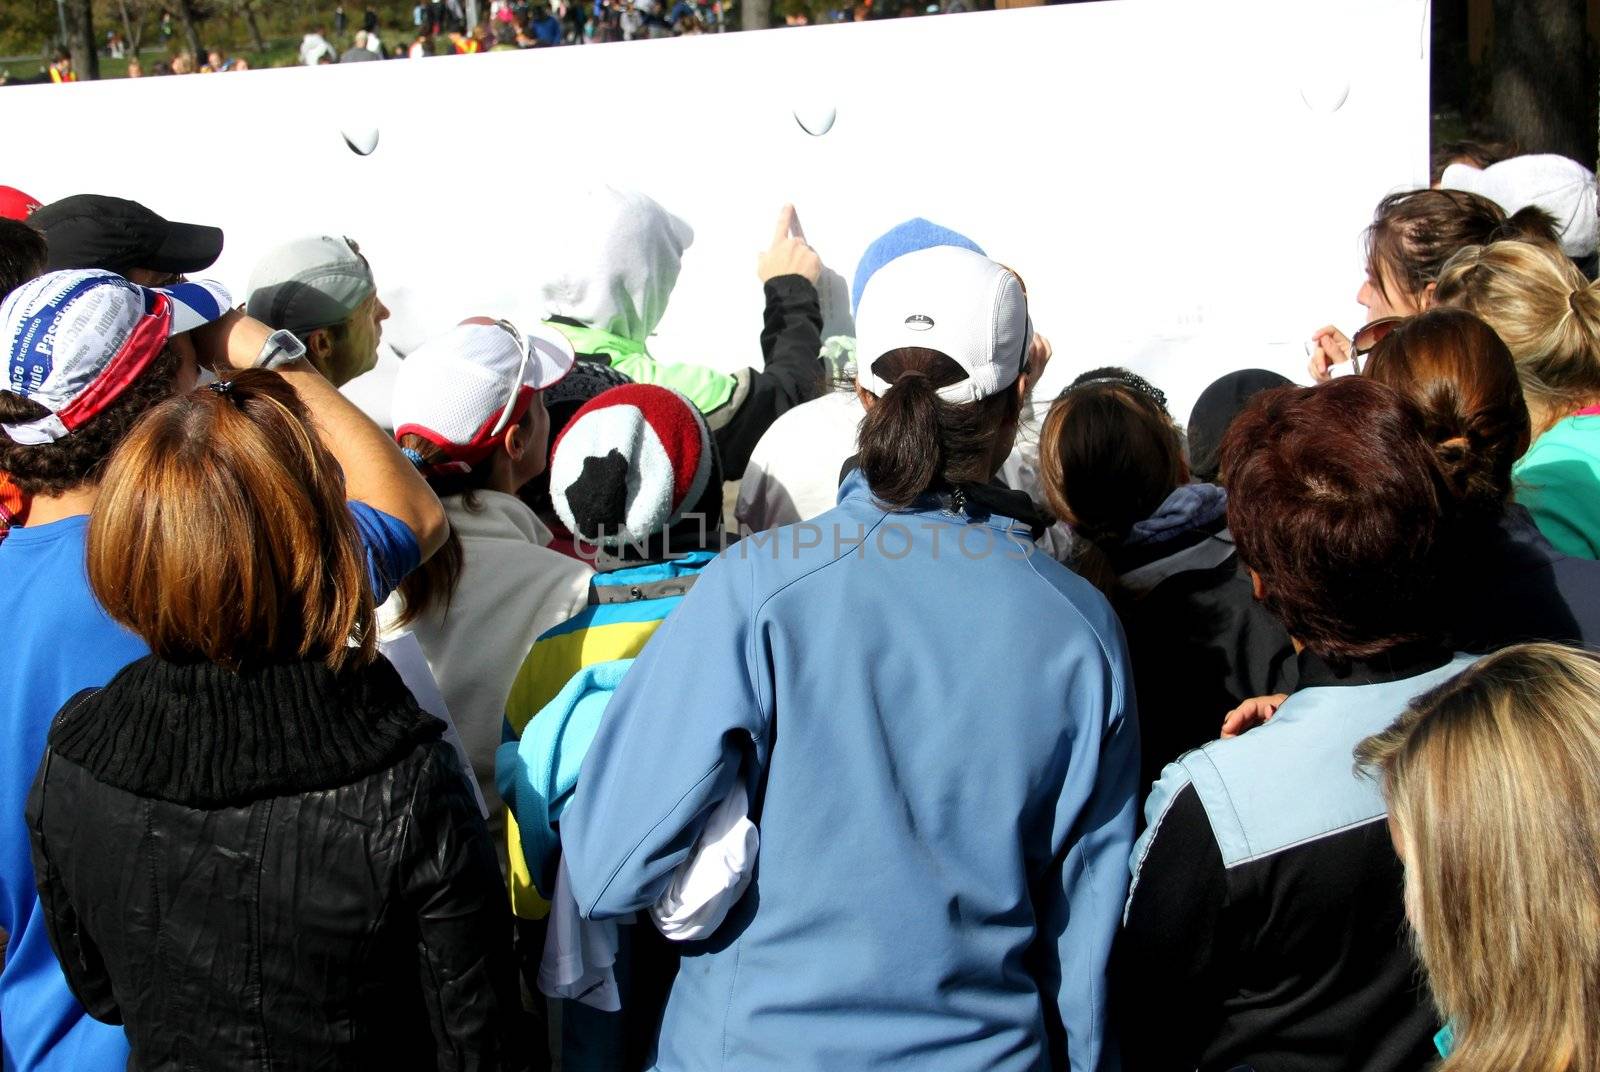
left=560, top=468, right=1139, bottom=1072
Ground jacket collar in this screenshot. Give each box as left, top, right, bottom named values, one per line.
left=1293, top=640, right=1454, bottom=690
left=836, top=462, right=1050, bottom=540
left=49, top=655, right=442, bottom=808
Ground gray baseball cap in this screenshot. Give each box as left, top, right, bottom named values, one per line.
left=245, top=235, right=375, bottom=334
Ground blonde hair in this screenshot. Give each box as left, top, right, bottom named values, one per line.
left=1356, top=643, right=1600, bottom=1072
left=1435, top=241, right=1600, bottom=426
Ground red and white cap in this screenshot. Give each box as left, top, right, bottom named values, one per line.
left=550, top=383, right=714, bottom=548
left=2, top=269, right=232, bottom=445
left=391, top=318, right=575, bottom=464
left=0, top=186, right=41, bottom=221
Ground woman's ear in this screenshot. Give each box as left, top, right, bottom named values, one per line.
left=855, top=385, right=878, bottom=411
left=1420, top=281, right=1438, bottom=308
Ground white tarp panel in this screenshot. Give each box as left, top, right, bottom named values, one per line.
left=0, top=0, right=1430, bottom=424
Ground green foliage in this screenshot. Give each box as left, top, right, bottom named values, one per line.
left=0, top=3, right=64, bottom=57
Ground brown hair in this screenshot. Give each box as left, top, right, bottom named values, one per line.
left=1221, top=378, right=1449, bottom=664
left=87, top=370, right=376, bottom=672
left=1362, top=307, right=1531, bottom=520
left=0, top=346, right=181, bottom=496
left=1357, top=642, right=1600, bottom=1072
left=1039, top=374, right=1187, bottom=548
left=1366, top=189, right=1559, bottom=309
left=387, top=432, right=495, bottom=629
left=1434, top=240, right=1600, bottom=428
left=856, top=347, right=1022, bottom=512
left=1428, top=136, right=1518, bottom=185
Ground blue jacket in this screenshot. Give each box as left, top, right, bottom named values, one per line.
left=561, top=468, right=1139, bottom=1071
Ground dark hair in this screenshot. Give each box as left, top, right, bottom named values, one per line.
left=0, top=346, right=180, bottom=496
left=87, top=371, right=375, bottom=672
left=1366, top=188, right=1561, bottom=308
left=0, top=219, right=46, bottom=301
left=1363, top=308, right=1530, bottom=520
left=1040, top=375, right=1186, bottom=548
left=856, top=347, right=1022, bottom=512
left=1429, top=136, right=1518, bottom=185
left=388, top=433, right=498, bottom=629
left=1221, top=378, right=1449, bottom=664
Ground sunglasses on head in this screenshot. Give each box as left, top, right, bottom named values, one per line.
left=487, top=318, right=532, bottom=439
left=1350, top=316, right=1405, bottom=375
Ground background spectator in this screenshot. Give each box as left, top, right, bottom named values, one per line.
left=1436, top=239, right=1600, bottom=558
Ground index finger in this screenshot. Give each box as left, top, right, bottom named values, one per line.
left=772, top=204, right=797, bottom=245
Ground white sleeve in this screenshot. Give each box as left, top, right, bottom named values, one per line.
left=650, top=781, right=759, bottom=942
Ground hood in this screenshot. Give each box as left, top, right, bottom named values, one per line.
left=1124, top=481, right=1229, bottom=548
left=538, top=186, right=694, bottom=345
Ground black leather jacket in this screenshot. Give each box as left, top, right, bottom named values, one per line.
left=26, top=654, right=526, bottom=1071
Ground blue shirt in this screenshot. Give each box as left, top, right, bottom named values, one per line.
left=0, top=503, right=417, bottom=1072
left=561, top=470, right=1138, bottom=1072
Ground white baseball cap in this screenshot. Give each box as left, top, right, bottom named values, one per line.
left=854, top=245, right=1032, bottom=404
left=391, top=318, right=575, bottom=463
left=245, top=234, right=376, bottom=335
left=1442, top=154, right=1599, bottom=258
left=2, top=269, right=231, bottom=445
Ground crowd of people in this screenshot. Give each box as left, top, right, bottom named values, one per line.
left=1, top=129, right=1599, bottom=1072
left=296, top=0, right=727, bottom=61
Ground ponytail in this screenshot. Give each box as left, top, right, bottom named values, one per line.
left=1435, top=241, right=1600, bottom=422
left=856, top=347, right=1022, bottom=513
left=1494, top=205, right=1563, bottom=248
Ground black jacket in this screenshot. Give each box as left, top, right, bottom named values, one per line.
left=1449, top=504, right=1600, bottom=652
left=1108, top=486, right=1297, bottom=793
left=27, top=654, right=525, bottom=1072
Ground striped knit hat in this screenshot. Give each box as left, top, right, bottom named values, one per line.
left=550, top=384, right=715, bottom=548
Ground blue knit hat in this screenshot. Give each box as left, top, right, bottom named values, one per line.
left=850, top=218, right=986, bottom=313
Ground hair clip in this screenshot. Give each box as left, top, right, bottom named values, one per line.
left=400, top=446, right=427, bottom=469
left=1059, top=370, right=1169, bottom=412
left=207, top=378, right=246, bottom=406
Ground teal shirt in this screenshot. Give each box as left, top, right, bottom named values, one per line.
left=1434, top=1021, right=1456, bottom=1058
left=1514, top=415, right=1600, bottom=559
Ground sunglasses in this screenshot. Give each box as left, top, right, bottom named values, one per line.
left=1350, top=316, right=1404, bottom=375
left=487, top=318, right=532, bottom=439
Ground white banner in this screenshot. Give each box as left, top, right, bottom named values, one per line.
left=0, top=0, right=1430, bottom=424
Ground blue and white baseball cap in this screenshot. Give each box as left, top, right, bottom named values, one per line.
left=855, top=246, right=1032, bottom=405
left=2, top=269, right=231, bottom=445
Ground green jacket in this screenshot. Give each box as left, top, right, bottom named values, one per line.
left=546, top=321, right=736, bottom=418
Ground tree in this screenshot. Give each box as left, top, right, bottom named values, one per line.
left=741, top=0, right=770, bottom=30
left=107, top=0, right=152, bottom=55
left=66, top=0, right=101, bottom=80
left=165, top=0, right=206, bottom=57
left=224, top=0, right=266, bottom=51
left=0, top=3, right=60, bottom=58
left=1489, top=0, right=1596, bottom=163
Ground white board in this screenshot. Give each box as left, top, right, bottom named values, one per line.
left=0, top=0, right=1430, bottom=424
